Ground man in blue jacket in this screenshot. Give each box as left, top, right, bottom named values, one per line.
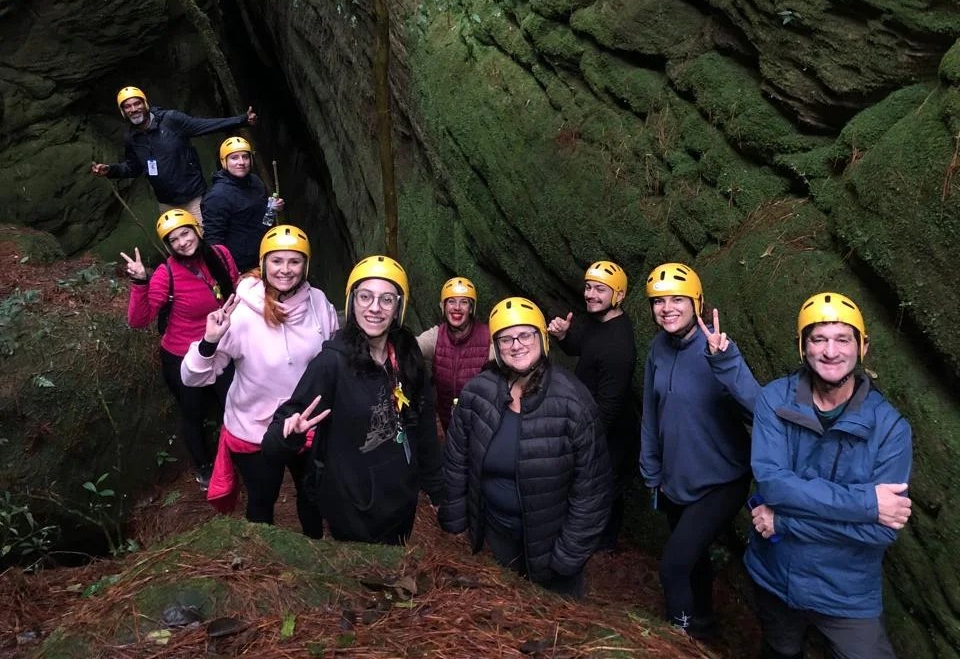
left=201, top=136, right=284, bottom=272
left=745, top=292, right=912, bottom=659
left=91, top=86, right=257, bottom=223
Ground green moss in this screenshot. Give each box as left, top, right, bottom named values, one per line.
left=830, top=87, right=960, bottom=372
left=579, top=47, right=668, bottom=116
left=36, top=628, right=93, bottom=659
left=941, top=40, right=960, bottom=86
left=832, top=84, right=933, bottom=165
left=669, top=52, right=827, bottom=158
left=529, top=0, right=593, bottom=19
left=570, top=0, right=707, bottom=58
left=133, top=579, right=230, bottom=628
left=6, top=225, right=66, bottom=264
left=520, top=12, right=583, bottom=63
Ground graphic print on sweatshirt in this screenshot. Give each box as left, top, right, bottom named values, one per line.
left=359, top=386, right=395, bottom=454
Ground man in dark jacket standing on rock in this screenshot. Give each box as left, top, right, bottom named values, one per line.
left=91, top=86, right=257, bottom=223
left=201, top=136, right=284, bottom=272
left=547, top=260, right=637, bottom=551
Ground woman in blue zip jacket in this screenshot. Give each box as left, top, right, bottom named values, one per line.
left=639, top=262, right=761, bottom=639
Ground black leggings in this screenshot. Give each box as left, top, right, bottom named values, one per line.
left=159, top=348, right=233, bottom=470
left=232, top=449, right=323, bottom=539
left=658, top=475, right=751, bottom=624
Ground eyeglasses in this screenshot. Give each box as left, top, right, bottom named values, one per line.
left=354, top=289, right=399, bottom=310
left=495, top=330, right=538, bottom=349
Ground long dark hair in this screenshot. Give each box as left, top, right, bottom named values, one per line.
left=340, top=312, right=427, bottom=427
left=486, top=354, right=549, bottom=399
left=169, top=237, right=235, bottom=301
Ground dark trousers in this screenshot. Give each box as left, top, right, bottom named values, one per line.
left=598, top=493, right=625, bottom=550
left=658, top=475, right=751, bottom=624
left=484, top=516, right=585, bottom=599
left=753, top=583, right=897, bottom=659
left=232, top=449, right=323, bottom=539
left=159, top=348, right=233, bottom=470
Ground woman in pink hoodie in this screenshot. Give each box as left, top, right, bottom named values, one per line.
left=180, top=225, right=339, bottom=537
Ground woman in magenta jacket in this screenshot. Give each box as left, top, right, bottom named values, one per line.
left=121, top=208, right=238, bottom=487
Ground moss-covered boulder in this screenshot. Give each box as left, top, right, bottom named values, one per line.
left=0, top=227, right=177, bottom=559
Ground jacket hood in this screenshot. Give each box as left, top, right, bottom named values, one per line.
left=235, top=276, right=313, bottom=325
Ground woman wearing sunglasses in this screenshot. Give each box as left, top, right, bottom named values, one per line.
left=262, top=255, right=444, bottom=545
left=440, top=297, right=612, bottom=598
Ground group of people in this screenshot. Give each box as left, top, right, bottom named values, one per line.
left=106, top=87, right=912, bottom=659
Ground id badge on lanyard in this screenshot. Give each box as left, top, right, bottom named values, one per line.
left=147, top=159, right=158, bottom=176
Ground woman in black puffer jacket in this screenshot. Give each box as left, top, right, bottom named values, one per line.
left=439, top=297, right=612, bottom=598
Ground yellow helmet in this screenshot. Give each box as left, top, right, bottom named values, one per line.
left=260, top=224, right=310, bottom=275
left=440, top=277, right=478, bottom=314
left=797, top=292, right=868, bottom=361
left=156, top=209, right=202, bottom=242
left=345, top=255, right=410, bottom=324
left=488, top=297, right=548, bottom=365
left=645, top=262, right=703, bottom=315
left=585, top=260, right=628, bottom=306
left=219, top=136, right=252, bottom=168
left=116, top=86, right=148, bottom=116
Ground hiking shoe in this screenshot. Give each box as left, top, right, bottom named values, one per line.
left=196, top=464, right=213, bottom=491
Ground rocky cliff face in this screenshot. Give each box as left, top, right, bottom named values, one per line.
left=3, top=0, right=960, bottom=654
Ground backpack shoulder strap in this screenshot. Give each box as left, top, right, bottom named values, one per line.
left=163, top=261, right=174, bottom=302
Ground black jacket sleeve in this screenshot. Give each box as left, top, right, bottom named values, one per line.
left=167, top=109, right=248, bottom=138
left=439, top=390, right=471, bottom=534
left=549, top=403, right=613, bottom=576
left=200, top=187, right=229, bottom=247
left=261, top=350, right=337, bottom=465
left=106, top=139, right=143, bottom=179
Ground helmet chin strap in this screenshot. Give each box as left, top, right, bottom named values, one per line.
left=670, top=319, right=697, bottom=339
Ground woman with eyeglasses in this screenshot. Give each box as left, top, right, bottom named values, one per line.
left=180, top=226, right=338, bottom=537
left=262, top=255, right=444, bottom=545
left=440, top=297, right=613, bottom=598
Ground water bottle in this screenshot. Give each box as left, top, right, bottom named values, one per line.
left=261, top=194, right=279, bottom=227
left=746, top=494, right=782, bottom=544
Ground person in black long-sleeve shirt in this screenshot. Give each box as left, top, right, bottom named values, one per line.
left=91, top=86, right=257, bottom=222
left=548, top=260, right=637, bottom=551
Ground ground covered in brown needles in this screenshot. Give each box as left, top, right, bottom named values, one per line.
left=0, top=469, right=760, bottom=659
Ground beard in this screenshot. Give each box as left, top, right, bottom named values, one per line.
left=128, top=114, right=145, bottom=125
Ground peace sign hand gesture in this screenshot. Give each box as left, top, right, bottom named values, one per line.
left=697, top=308, right=730, bottom=355
left=204, top=294, right=239, bottom=343
left=282, top=395, right=331, bottom=438
left=120, top=247, right=147, bottom=280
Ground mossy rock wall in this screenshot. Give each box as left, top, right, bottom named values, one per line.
left=224, top=0, right=960, bottom=655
